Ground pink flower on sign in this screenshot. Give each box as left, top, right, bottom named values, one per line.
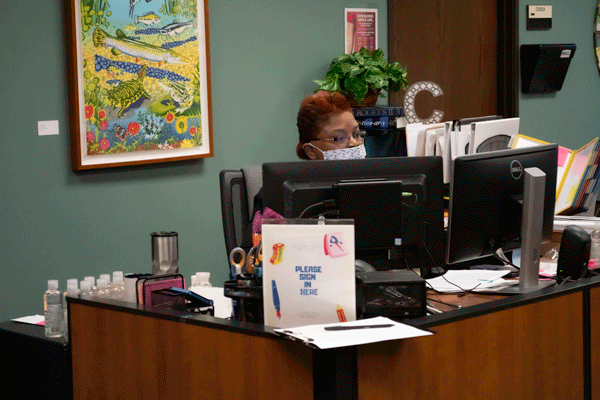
left=86, top=131, right=95, bottom=142
left=100, top=138, right=110, bottom=151
left=98, top=110, right=106, bottom=120
left=99, top=120, right=108, bottom=131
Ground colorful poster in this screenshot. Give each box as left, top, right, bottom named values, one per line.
left=262, top=222, right=356, bottom=329
left=67, top=0, right=213, bottom=170
left=345, top=8, right=378, bottom=54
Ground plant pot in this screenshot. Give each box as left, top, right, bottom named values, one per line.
left=347, top=90, right=380, bottom=107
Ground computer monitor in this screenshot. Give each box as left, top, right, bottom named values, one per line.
left=262, top=157, right=445, bottom=277
left=446, top=144, right=558, bottom=290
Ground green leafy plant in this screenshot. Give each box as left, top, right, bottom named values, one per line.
left=314, top=48, right=408, bottom=104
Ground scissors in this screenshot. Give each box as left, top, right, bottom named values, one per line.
left=229, top=247, right=246, bottom=280
left=229, top=242, right=263, bottom=280
left=245, top=242, right=263, bottom=277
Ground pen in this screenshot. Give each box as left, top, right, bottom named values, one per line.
left=324, top=324, right=394, bottom=331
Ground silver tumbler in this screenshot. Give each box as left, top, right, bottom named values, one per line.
left=151, top=232, right=179, bottom=275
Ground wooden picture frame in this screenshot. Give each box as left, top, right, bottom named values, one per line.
left=65, top=0, right=213, bottom=171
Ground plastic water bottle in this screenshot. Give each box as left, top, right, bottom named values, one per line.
left=63, top=282, right=79, bottom=336
left=44, top=280, right=63, bottom=338
left=100, top=274, right=112, bottom=290
left=110, top=275, right=125, bottom=300
left=80, top=280, right=93, bottom=296
left=83, top=276, right=96, bottom=291
left=94, top=278, right=110, bottom=298
left=195, top=272, right=212, bottom=287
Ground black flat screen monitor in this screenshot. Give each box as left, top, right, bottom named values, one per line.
left=262, top=157, right=445, bottom=277
left=446, top=144, right=558, bottom=265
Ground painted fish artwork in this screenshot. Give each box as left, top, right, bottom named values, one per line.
left=78, top=0, right=205, bottom=157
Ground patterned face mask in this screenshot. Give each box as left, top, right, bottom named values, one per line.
left=309, top=143, right=367, bottom=160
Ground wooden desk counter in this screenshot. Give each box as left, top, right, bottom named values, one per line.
left=68, top=276, right=600, bottom=400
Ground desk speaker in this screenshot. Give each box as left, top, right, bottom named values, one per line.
left=557, top=225, right=590, bottom=280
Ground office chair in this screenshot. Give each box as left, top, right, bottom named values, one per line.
left=219, top=167, right=262, bottom=262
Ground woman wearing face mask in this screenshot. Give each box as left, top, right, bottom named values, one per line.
left=297, top=91, right=366, bottom=161
left=249, top=91, right=366, bottom=245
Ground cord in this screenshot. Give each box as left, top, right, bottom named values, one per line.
left=298, top=199, right=337, bottom=218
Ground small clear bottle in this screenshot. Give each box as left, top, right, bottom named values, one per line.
left=79, top=280, right=93, bottom=296
left=83, top=276, right=96, bottom=291
left=110, top=275, right=125, bottom=300
left=100, top=274, right=112, bottom=290
left=196, top=272, right=212, bottom=287
left=94, top=278, right=110, bottom=298
left=44, top=280, right=64, bottom=338
left=63, top=283, right=79, bottom=337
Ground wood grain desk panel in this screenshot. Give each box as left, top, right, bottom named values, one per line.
left=70, top=302, right=313, bottom=400
left=590, top=286, right=600, bottom=399
left=357, top=292, right=584, bottom=400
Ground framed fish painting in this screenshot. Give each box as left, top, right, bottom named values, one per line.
left=65, top=0, right=213, bottom=170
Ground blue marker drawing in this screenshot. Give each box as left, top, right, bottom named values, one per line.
left=272, top=280, right=281, bottom=319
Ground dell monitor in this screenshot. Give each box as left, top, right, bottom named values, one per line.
left=262, top=156, right=445, bottom=278
left=446, top=144, right=558, bottom=292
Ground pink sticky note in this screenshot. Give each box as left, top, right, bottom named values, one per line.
left=557, top=147, right=570, bottom=167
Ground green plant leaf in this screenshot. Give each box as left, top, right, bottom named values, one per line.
left=314, top=48, right=408, bottom=101
left=345, top=76, right=368, bottom=103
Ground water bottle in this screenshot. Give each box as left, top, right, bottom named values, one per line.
left=95, top=278, right=110, bottom=298
left=195, top=272, right=212, bottom=287
left=63, top=282, right=79, bottom=337
left=80, top=280, right=93, bottom=296
left=83, top=276, right=96, bottom=291
left=44, top=280, right=63, bottom=338
left=110, top=275, right=125, bottom=300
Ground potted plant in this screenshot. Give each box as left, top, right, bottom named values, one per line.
left=314, top=48, right=408, bottom=107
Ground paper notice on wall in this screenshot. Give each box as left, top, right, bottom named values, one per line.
left=345, top=8, right=378, bottom=54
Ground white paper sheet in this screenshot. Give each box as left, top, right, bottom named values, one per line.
left=274, top=316, right=433, bottom=349
left=426, top=270, right=516, bottom=293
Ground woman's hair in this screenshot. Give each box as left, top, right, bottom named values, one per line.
left=296, top=91, right=351, bottom=159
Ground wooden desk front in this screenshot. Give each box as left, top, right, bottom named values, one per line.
left=68, top=276, right=600, bottom=400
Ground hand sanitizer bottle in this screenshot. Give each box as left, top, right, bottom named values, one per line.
left=63, top=282, right=79, bottom=337
left=44, top=280, right=63, bottom=338
left=110, top=275, right=125, bottom=300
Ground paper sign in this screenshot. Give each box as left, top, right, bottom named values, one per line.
left=38, top=120, right=59, bottom=136
left=262, top=221, right=356, bottom=328
left=345, top=8, right=378, bottom=54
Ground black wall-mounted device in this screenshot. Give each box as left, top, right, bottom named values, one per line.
left=557, top=225, right=591, bottom=281
left=520, top=44, right=576, bottom=94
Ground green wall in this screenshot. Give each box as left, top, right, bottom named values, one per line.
left=0, top=0, right=387, bottom=320
left=519, top=1, right=600, bottom=149
left=3, top=0, right=596, bottom=322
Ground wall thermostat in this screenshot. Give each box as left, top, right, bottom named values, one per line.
left=527, top=5, right=552, bottom=30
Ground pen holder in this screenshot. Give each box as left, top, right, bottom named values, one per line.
left=224, top=278, right=263, bottom=324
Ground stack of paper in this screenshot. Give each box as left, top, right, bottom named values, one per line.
left=426, top=270, right=518, bottom=293
left=274, top=316, right=433, bottom=349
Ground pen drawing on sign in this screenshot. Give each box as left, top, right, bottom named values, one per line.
left=66, top=0, right=213, bottom=170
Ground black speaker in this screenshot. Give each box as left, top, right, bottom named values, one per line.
left=557, top=225, right=591, bottom=280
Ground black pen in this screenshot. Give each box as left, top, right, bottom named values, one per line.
left=324, top=324, right=394, bottom=331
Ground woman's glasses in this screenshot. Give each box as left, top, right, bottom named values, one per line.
left=313, top=130, right=366, bottom=147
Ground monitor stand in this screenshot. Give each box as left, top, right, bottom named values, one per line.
left=495, top=167, right=555, bottom=294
